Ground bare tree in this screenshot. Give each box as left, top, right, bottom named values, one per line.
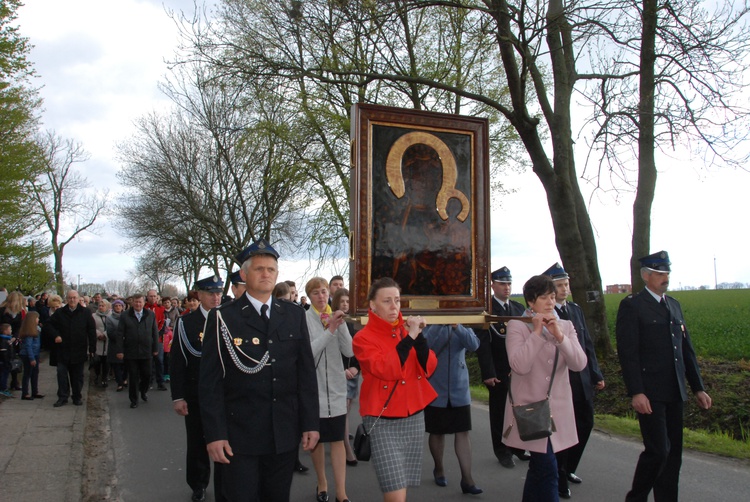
left=30, top=131, right=108, bottom=295
left=579, top=0, right=750, bottom=290
left=103, top=279, right=140, bottom=298
left=183, top=0, right=750, bottom=352
left=173, top=0, right=517, bottom=264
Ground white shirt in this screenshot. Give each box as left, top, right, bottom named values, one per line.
left=245, top=293, right=272, bottom=319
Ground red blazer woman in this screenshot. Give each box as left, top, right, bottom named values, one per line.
left=353, top=310, right=438, bottom=418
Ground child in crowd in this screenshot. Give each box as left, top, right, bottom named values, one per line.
left=162, top=323, right=173, bottom=383
left=0, top=323, right=14, bottom=397
left=19, top=312, right=43, bottom=400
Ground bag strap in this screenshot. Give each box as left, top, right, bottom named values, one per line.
left=365, top=382, right=398, bottom=434
left=507, top=345, right=559, bottom=406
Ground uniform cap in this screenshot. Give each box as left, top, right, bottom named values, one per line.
left=542, top=262, right=569, bottom=281
left=194, top=275, right=224, bottom=293
left=235, top=238, right=280, bottom=265
left=491, top=266, right=512, bottom=283
left=639, top=250, right=671, bottom=272
left=228, top=270, right=245, bottom=285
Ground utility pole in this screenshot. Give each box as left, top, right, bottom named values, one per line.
left=714, top=256, right=718, bottom=290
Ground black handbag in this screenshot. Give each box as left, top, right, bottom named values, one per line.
left=353, top=383, right=398, bottom=461
left=505, top=348, right=559, bottom=442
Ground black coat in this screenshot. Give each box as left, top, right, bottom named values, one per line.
left=476, top=297, right=526, bottom=384
left=49, top=305, right=96, bottom=365
left=170, top=309, right=206, bottom=404
left=558, top=301, right=604, bottom=402
left=199, top=295, right=319, bottom=456
left=616, top=289, right=704, bottom=402
left=115, top=309, right=159, bottom=360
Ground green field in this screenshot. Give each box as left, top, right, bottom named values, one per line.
left=604, top=289, right=750, bottom=360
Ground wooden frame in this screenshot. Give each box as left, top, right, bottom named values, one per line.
left=349, top=104, right=490, bottom=317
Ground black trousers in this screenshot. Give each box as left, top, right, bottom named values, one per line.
left=184, top=400, right=211, bottom=491
left=125, top=358, right=151, bottom=404
left=219, top=449, right=296, bottom=502
left=56, top=360, right=84, bottom=401
left=626, top=400, right=684, bottom=502
left=556, top=397, right=595, bottom=489
left=488, top=383, right=525, bottom=459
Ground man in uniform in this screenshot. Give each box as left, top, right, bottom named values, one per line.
left=616, top=251, right=712, bottom=502
left=229, top=271, right=245, bottom=299
left=200, top=239, right=320, bottom=502
left=476, top=266, right=529, bottom=467
left=171, top=275, right=224, bottom=502
left=543, top=262, right=605, bottom=499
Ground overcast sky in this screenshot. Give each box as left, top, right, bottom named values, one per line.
left=16, top=0, right=750, bottom=294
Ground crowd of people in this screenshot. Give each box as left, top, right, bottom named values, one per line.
left=0, top=248, right=712, bottom=502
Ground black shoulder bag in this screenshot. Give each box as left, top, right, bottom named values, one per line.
left=505, top=347, right=559, bottom=442
left=353, top=383, right=398, bottom=461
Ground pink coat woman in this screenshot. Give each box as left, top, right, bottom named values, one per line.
left=503, top=317, right=587, bottom=454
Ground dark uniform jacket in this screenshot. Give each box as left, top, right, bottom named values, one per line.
left=558, top=301, right=604, bottom=402
left=170, top=309, right=206, bottom=404
left=50, top=305, right=96, bottom=365
left=616, top=289, right=705, bottom=402
left=199, top=295, right=319, bottom=456
left=476, top=297, right=526, bottom=384
left=115, top=308, right=159, bottom=360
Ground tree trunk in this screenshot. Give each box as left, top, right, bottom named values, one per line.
left=54, top=247, right=64, bottom=296
left=632, top=0, right=659, bottom=293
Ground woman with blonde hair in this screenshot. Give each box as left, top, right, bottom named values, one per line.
left=305, top=277, right=354, bottom=502
left=19, top=311, right=43, bottom=400
left=0, top=291, right=27, bottom=391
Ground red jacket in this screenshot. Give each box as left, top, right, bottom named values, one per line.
left=144, top=303, right=165, bottom=333
left=353, top=310, right=437, bottom=418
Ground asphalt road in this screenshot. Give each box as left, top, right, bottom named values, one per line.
left=108, top=386, right=750, bottom=501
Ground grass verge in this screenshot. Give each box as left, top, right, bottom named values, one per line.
left=470, top=385, right=750, bottom=461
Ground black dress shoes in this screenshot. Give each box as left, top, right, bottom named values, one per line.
left=559, top=488, right=572, bottom=499
left=130, top=402, right=138, bottom=408
left=140, top=392, right=148, bottom=402
left=73, top=399, right=83, bottom=406
left=567, top=472, right=583, bottom=484
left=294, top=459, right=309, bottom=473
left=33, top=394, right=44, bottom=399
left=433, top=469, right=447, bottom=487
left=460, top=481, right=483, bottom=495
left=53, top=399, right=67, bottom=407
left=157, top=384, right=168, bottom=391
left=316, top=488, right=329, bottom=502
left=498, top=453, right=515, bottom=469
left=191, top=488, right=206, bottom=501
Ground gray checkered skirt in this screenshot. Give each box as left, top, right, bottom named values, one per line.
left=363, top=411, right=425, bottom=493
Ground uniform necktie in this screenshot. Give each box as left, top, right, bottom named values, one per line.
left=260, top=304, right=269, bottom=325
left=559, top=305, right=569, bottom=320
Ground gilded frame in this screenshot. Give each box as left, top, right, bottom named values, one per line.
left=349, top=104, right=490, bottom=317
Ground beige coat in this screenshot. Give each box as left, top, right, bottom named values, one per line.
left=502, top=319, right=587, bottom=453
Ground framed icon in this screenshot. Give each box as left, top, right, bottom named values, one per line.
left=349, top=104, right=490, bottom=317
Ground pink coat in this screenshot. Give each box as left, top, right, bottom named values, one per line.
left=502, top=318, right=587, bottom=453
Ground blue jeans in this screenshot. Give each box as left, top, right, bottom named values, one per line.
left=522, top=439, right=559, bottom=502
left=22, top=355, right=40, bottom=396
